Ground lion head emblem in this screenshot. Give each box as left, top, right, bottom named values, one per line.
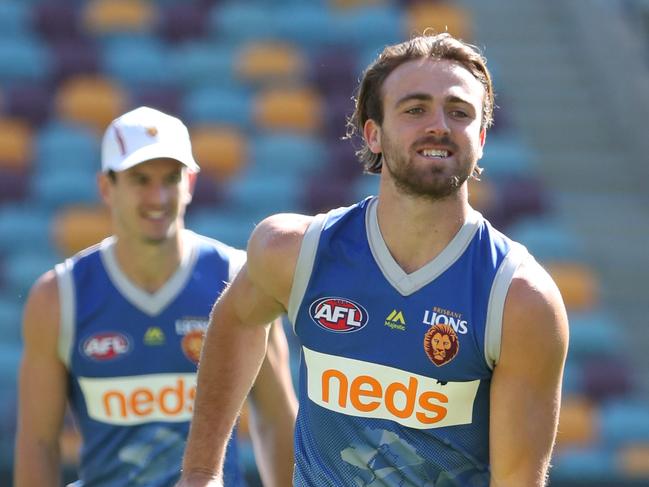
left=423, top=324, right=459, bottom=366
left=181, top=330, right=205, bottom=364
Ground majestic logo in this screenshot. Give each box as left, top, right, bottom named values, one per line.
left=385, top=310, right=406, bottom=331
left=422, top=306, right=468, bottom=334
left=181, top=330, right=205, bottom=364
left=303, top=347, right=479, bottom=429
left=82, top=332, right=131, bottom=361
left=144, top=326, right=165, bottom=346
left=309, top=297, right=369, bottom=333
left=423, top=324, right=459, bottom=367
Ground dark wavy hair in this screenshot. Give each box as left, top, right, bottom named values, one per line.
left=346, top=32, right=494, bottom=176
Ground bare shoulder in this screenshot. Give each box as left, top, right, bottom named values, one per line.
left=247, top=213, right=314, bottom=274
left=501, top=255, right=569, bottom=364
left=245, top=213, right=315, bottom=308
left=23, top=269, right=61, bottom=354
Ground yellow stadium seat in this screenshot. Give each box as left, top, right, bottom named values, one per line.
left=556, top=395, right=598, bottom=449
left=54, top=75, right=127, bottom=133
left=545, top=261, right=600, bottom=312
left=52, top=205, right=113, bottom=256
left=619, top=444, right=649, bottom=477
left=236, top=42, right=306, bottom=85
left=83, top=0, right=156, bottom=34
left=467, top=178, right=497, bottom=214
left=0, top=117, right=32, bottom=169
left=190, top=125, right=248, bottom=181
left=254, top=87, right=323, bottom=133
left=405, top=2, right=473, bottom=41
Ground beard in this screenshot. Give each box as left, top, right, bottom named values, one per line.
left=381, top=132, right=475, bottom=201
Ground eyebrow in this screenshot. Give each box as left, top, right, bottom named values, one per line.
left=395, top=93, right=474, bottom=108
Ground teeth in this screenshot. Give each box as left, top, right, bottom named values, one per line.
left=146, top=211, right=165, bottom=219
left=421, top=149, right=449, bottom=158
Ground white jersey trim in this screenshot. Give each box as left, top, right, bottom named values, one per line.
left=288, top=213, right=327, bottom=329
left=484, top=243, right=528, bottom=369
left=99, top=230, right=198, bottom=317
left=55, top=259, right=76, bottom=368
left=366, top=197, right=482, bottom=296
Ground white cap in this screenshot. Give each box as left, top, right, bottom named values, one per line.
left=101, top=106, right=200, bottom=173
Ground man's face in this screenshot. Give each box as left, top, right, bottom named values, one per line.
left=101, top=158, right=192, bottom=245
left=366, top=58, right=486, bottom=200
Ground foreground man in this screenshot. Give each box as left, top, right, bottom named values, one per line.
left=179, top=33, right=569, bottom=487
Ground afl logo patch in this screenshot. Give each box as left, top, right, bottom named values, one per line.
left=423, top=324, right=459, bottom=367
left=309, top=297, right=369, bottom=333
left=82, top=332, right=131, bottom=361
left=182, top=329, right=205, bottom=364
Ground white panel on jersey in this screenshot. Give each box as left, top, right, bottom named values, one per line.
left=78, top=373, right=196, bottom=425
left=303, top=346, right=479, bottom=430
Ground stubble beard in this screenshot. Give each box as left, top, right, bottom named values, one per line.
left=381, top=134, right=474, bottom=202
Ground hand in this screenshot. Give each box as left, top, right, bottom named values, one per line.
left=175, top=471, right=223, bottom=487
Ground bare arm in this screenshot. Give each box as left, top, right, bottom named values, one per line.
left=14, top=271, right=69, bottom=487
left=178, top=214, right=310, bottom=486
left=489, top=258, right=569, bottom=487
left=247, top=320, right=298, bottom=487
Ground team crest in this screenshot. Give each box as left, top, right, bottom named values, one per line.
left=181, top=329, right=205, bottom=364
left=423, top=324, right=459, bottom=366
left=145, top=126, right=158, bottom=137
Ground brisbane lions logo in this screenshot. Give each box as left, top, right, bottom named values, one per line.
left=181, top=330, right=204, bottom=364
left=423, top=324, right=459, bottom=366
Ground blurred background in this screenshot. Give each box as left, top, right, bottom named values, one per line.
left=0, top=0, right=648, bottom=485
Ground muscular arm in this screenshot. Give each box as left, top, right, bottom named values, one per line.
left=247, top=320, right=298, bottom=487
left=14, top=271, right=69, bottom=487
left=489, top=259, right=569, bottom=487
left=178, top=214, right=309, bottom=486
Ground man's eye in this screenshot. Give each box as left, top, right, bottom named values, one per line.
left=406, top=107, right=424, bottom=115
left=450, top=110, right=469, bottom=118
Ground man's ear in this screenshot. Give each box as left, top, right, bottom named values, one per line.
left=364, top=119, right=382, bottom=155
left=184, top=170, right=198, bottom=204
left=477, top=127, right=486, bottom=159
left=97, top=172, right=113, bottom=206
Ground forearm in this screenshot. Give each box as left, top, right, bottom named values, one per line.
left=182, top=311, right=269, bottom=479
left=14, top=440, right=61, bottom=487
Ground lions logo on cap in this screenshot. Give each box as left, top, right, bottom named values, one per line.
left=146, top=126, right=158, bottom=137
left=423, top=324, right=459, bottom=366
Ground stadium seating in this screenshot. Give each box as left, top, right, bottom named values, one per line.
left=0, top=1, right=647, bottom=485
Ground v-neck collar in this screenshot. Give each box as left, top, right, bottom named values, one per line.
left=99, top=230, right=198, bottom=316
left=365, top=197, right=481, bottom=296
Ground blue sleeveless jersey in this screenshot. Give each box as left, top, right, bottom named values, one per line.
left=287, top=197, right=527, bottom=487
left=55, top=230, right=248, bottom=487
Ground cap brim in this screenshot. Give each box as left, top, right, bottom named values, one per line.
left=104, top=143, right=200, bottom=172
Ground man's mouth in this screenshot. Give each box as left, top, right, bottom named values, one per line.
left=419, top=148, right=451, bottom=158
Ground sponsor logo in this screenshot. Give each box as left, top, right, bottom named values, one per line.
left=422, top=306, right=468, bottom=334
left=78, top=373, right=196, bottom=425
left=384, top=310, right=406, bottom=331
left=144, top=326, right=165, bottom=346
left=423, top=324, right=459, bottom=366
left=181, top=330, right=204, bottom=364
left=309, top=297, right=369, bottom=333
left=82, top=332, right=131, bottom=361
left=303, top=346, right=479, bottom=429
left=175, top=317, right=209, bottom=336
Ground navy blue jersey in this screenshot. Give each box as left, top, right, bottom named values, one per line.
left=287, top=197, right=527, bottom=487
left=55, top=230, right=247, bottom=487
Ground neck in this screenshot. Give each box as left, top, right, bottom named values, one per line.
left=375, top=179, right=471, bottom=274
left=112, top=230, right=185, bottom=293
